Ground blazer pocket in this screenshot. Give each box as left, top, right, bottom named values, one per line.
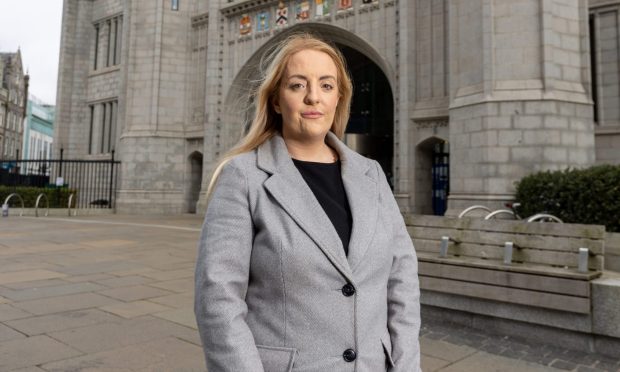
left=380, top=330, right=396, bottom=368
left=256, top=344, right=298, bottom=372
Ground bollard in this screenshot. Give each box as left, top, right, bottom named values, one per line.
left=440, top=236, right=449, bottom=258
left=1, top=203, right=8, bottom=217
left=503, top=242, right=514, bottom=265
left=578, top=248, right=589, bottom=273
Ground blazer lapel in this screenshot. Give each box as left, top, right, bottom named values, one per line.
left=258, top=133, right=353, bottom=281
left=324, top=132, right=378, bottom=272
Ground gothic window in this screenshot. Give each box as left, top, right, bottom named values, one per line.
left=88, top=100, right=118, bottom=154
left=106, top=20, right=112, bottom=67
left=88, top=105, right=94, bottom=154
left=93, top=15, right=123, bottom=70
left=94, top=25, right=100, bottom=70
left=100, top=102, right=107, bottom=152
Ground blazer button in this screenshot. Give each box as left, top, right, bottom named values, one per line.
left=343, top=348, right=357, bottom=362
left=341, top=283, right=356, bottom=297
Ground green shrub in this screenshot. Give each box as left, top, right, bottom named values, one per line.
left=0, top=185, right=78, bottom=208
left=515, top=165, right=620, bottom=232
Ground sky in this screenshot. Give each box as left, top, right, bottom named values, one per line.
left=0, top=0, right=64, bottom=105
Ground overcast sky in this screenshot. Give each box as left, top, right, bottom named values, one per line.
left=0, top=1, right=64, bottom=105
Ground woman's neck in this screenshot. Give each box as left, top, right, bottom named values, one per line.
left=283, top=135, right=338, bottom=163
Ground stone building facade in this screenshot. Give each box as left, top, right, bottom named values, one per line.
left=55, top=0, right=620, bottom=215
left=0, top=49, right=29, bottom=160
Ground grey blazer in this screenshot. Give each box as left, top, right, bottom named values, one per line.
left=194, top=131, right=421, bottom=372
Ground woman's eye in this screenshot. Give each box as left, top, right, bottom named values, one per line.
left=290, top=83, right=305, bottom=90
left=322, top=83, right=334, bottom=91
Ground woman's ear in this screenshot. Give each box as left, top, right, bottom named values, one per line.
left=272, top=98, right=281, bottom=114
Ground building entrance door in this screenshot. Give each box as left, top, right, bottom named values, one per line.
left=432, top=142, right=449, bottom=216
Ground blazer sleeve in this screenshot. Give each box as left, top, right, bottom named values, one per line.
left=374, top=160, right=422, bottom=372
left=194, top=159, right=265, bottom=372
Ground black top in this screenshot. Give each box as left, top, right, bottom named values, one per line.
left=292, top=158, right=353, bottom=256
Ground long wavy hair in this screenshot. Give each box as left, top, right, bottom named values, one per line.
left=204, top=33, right=353, bottom=202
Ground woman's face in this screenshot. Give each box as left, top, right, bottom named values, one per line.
left=274, top=49, right=340, bottom=143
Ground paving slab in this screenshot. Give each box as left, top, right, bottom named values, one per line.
left=148, top=292, right=194, bottom=308
left=106, top=266, right=157, bottom=277
left=40, top=337, right=205, bottom=372
left=421, top=354, right=452, bottom=371
left=438, top=351, right=562, bottom=372
left=99, top=300, right=172, bottom=318
left=12, top=292, right=123, bottom=316
left=0, top=281, right=106, bottom=301
left=1, top=278, right=69, bottom=290
left=94, top=275, right=154, bottom=288
left=61, top=273, right=116, bottom=283
left=148, top=277, right=194, bottom=293
left=0, top=322, right=26, bottom=342
left=421, top=337, right=478, bottom=362
left=0, top=261, right=59, bottom=274
left=80, top=239, right=138, bottom=248
left=0, top=304, right=32, bottom=322
left=0, top=269, right=66, bottom=285
left=4, top=308, right=121, bottom=336
left=96, top=284, right=174, bottom=302
left=8, top=366, right=47, bottom=372
left=152, top=307, right=198, bottom=329
left=0, top=335, right=82, bottom=371
left=52, top=260, right=143, bottom=276
left=47, top=315, right=198, bottom=354
left=140, top=268, right=194, bottom=281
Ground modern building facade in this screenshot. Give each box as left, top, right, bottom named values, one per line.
left=55, top=0, right=620, bottom=215
left=22, top=94, right=55, bottom=166
left=0, top=49, right=29, bottom=160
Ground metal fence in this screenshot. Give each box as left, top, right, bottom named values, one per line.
left=0, top=149, right=121, bottom=209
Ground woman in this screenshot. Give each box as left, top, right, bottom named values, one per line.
left=194, top=33, right=421, bottom=372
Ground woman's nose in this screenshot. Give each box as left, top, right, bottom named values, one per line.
left=304, top=84, right=319, bottom=104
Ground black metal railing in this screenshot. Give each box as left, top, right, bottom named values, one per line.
left=0, top=149, right=121, bottom=209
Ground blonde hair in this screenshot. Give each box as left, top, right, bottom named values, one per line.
left=204, top=33, right=353, bottom=203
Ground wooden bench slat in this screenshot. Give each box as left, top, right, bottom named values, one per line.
left=407, top=226, right=604, bottom=255
left=406, top=215, right=606, bottom=239
left=417, top=252, right=602, bottom=280
left=419, top=261, right=590, bottom=297
left=420, top=276, right=591, bottom=314
left=413, top=239, right=604, bottom=271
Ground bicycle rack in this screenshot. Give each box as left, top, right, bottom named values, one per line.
left=2, top=193, right=25, bottom=217
left=484, top=209, right=516, bottom=220
left=527, top=214, right=563, bottom=223
left=35, top=193, right=50, bottom=217
left=458, top=205, right=492, bottom=218
left=67, top=193, right=77, bottom=216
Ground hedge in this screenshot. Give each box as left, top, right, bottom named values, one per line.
left=514, top=164, right=620, bottom=232
left=0, top=185, right=77, bottom=209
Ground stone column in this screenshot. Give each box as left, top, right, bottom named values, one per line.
left=195, top=0, right=223, bottom=215
left=446, top=0, right=595, bottom=215
left=116, top=0, right=193, bottom=214
left=54, top=0, right=94, bottom=157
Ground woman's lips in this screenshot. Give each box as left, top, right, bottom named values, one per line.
left=301, top=111, right=323, bottom=119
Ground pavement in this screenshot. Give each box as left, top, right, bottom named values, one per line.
left=0, top=214, right=618, bottom=372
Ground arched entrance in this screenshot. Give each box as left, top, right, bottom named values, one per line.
left=416, top=137, right=450, bottom=215
left=223, top=23, right=395, bottom=177
left=339, top=45, right=393, bottom=182
left=186, top=151, right=203, bottom=213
